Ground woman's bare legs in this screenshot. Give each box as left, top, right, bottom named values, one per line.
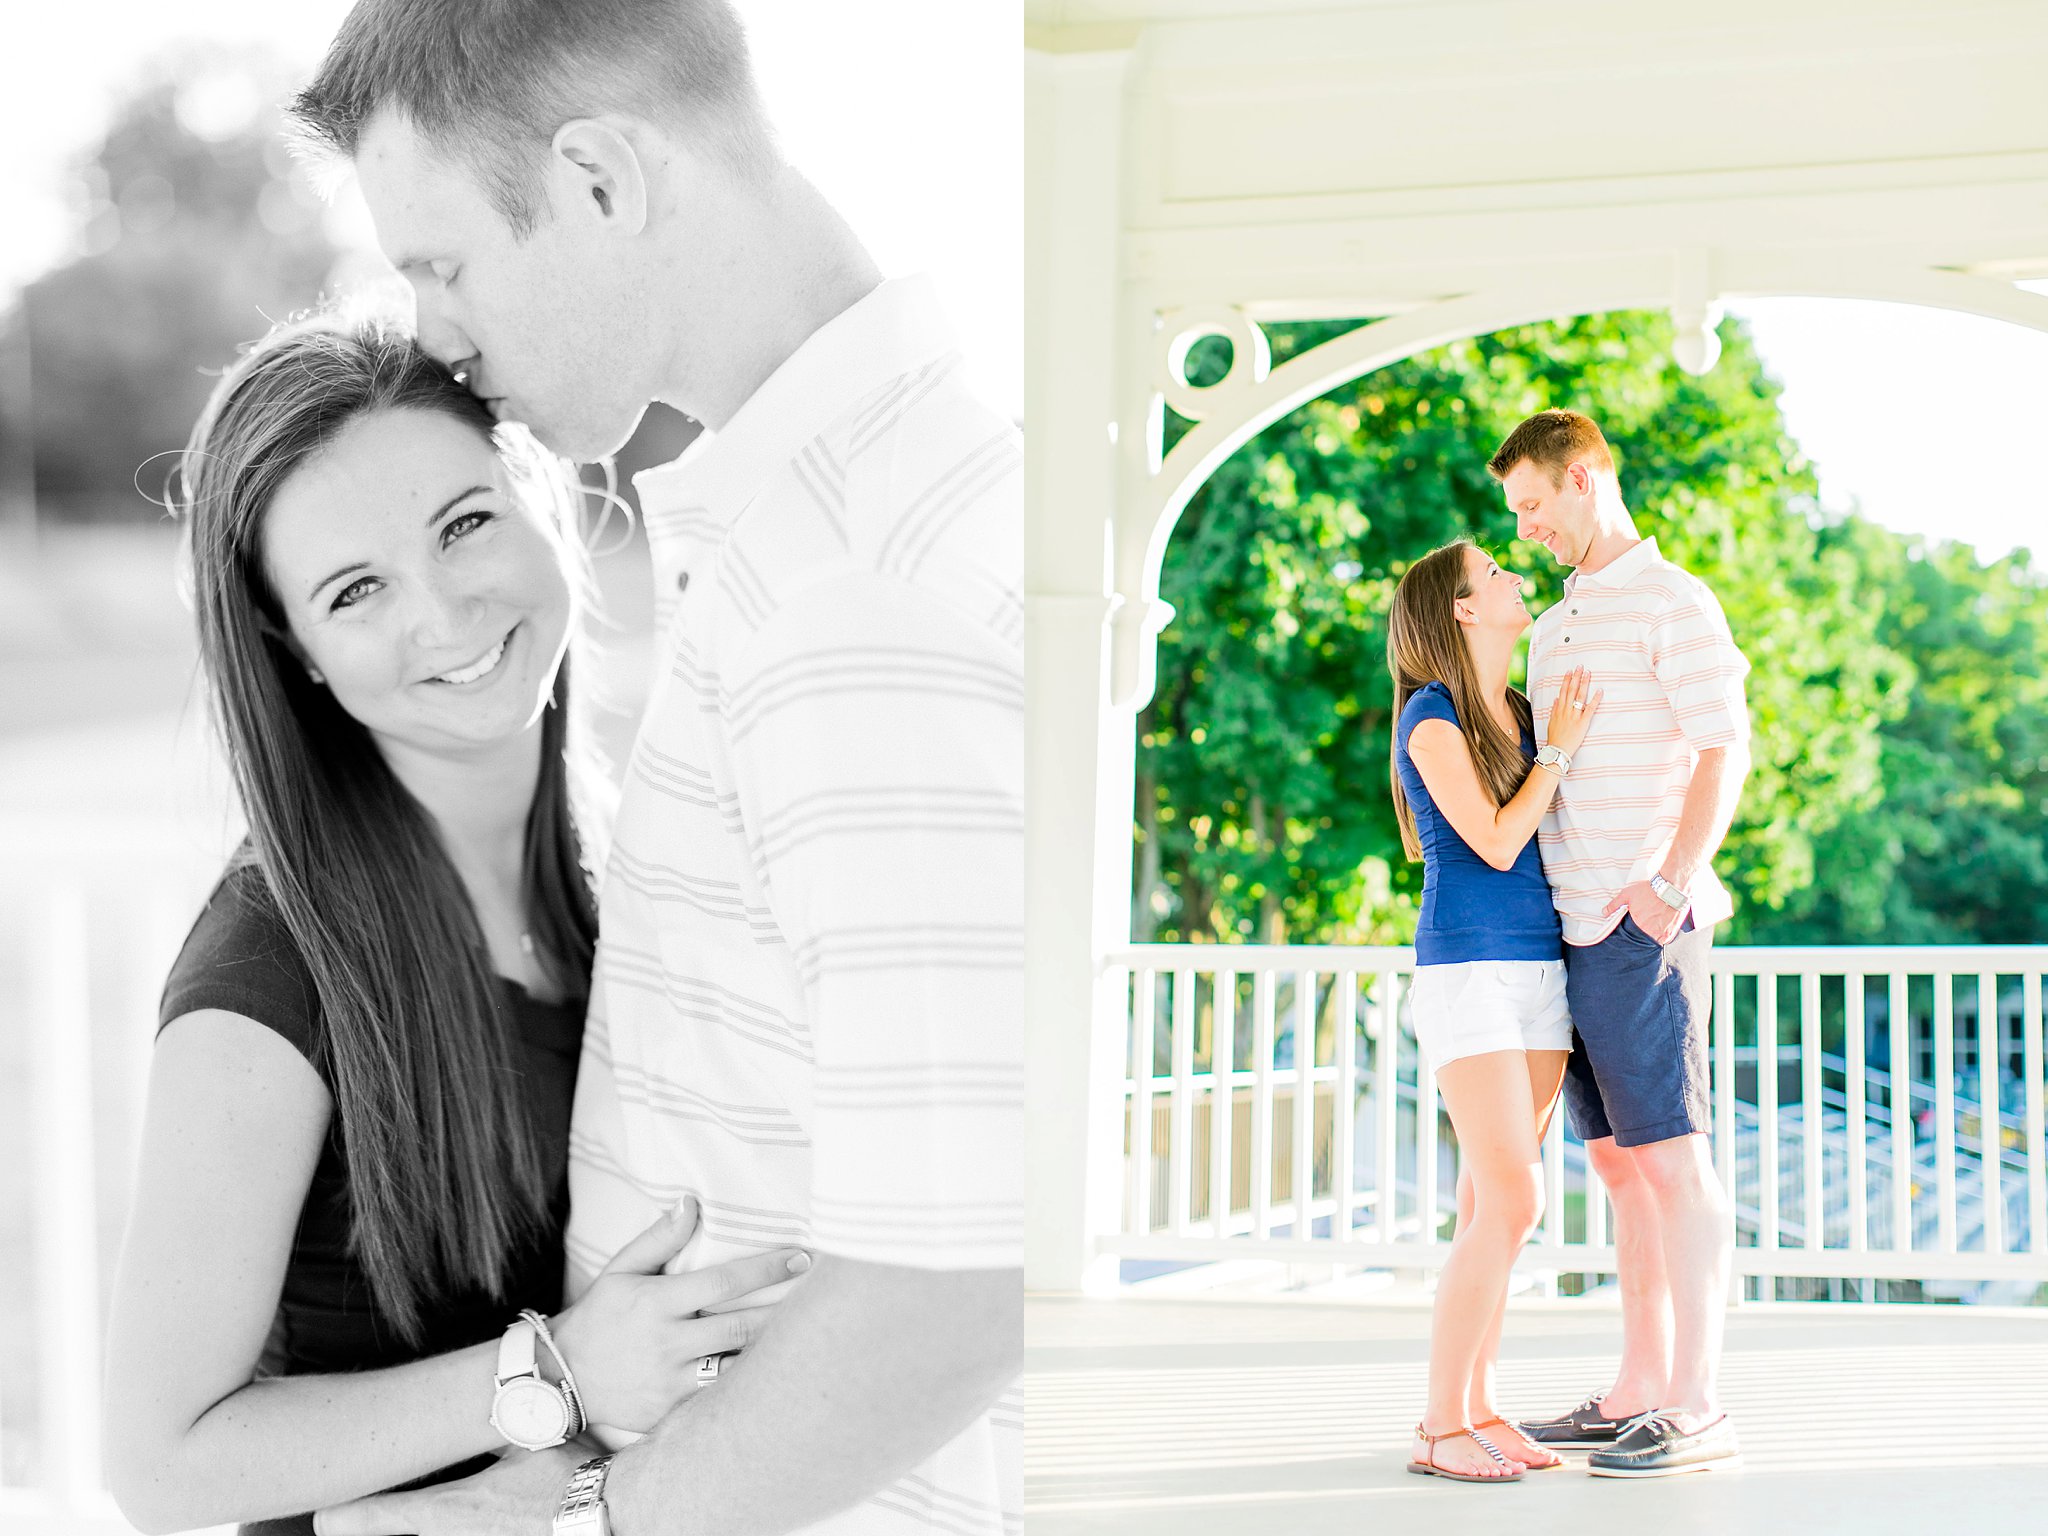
left=1409, top=1048, right=1548, bottom=1478
left=1463, top=1049, right=1569, bottom=1466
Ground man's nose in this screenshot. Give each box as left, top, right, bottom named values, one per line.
left=412, top=291, right=478, bottom=381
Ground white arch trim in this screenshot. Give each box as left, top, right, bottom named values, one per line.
left=1109, top=257, right=2048, bottom=710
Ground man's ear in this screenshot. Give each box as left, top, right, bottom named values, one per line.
left=549, top=119, right=650, bottom=236
left=1568, top=460, right=1594, bottom=496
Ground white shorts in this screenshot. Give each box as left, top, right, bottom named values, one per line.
left=1410, top=958, right=1573, bottom=1068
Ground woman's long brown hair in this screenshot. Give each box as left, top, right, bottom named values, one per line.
left=174, top=313, right=602, bottom=1342
left=1386, top=539, right=1535, bottom=860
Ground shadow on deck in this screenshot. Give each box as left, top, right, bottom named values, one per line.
left=1026, top=1294, right=2048, bottom=1535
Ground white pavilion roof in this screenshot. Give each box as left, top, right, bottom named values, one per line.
left=1028, top=0, right=2048, bottom=316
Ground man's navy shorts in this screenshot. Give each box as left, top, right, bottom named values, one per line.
left=1560, top=913, right=1713, bottom=1147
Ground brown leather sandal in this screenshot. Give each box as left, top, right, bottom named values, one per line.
left=1406, top=1423, right=1525, bottom=1484
left=1475, top=1415, right=1566, bottom=1470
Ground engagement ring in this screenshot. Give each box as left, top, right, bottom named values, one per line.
left=1572, top=700, right=1584, bottom=710
left=695, top=1352, right=732, bottom=1384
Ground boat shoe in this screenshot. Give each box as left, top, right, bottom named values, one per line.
left=1587, top=1412, right=1742, bottom=1478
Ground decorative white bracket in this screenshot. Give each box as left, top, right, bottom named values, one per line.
left=1156, top=306, right=1273, bottom=434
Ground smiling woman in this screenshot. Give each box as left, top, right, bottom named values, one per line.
left=2, top=0, right=1025, bottom=1530
left=97, top=313, right=805, bottom=1536
left=260, top=407, right=574, bottom=758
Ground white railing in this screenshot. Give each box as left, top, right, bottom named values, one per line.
left=1105, top=943, right=2048, bottom=1292
left=1, top=815, right=231, bottom=1534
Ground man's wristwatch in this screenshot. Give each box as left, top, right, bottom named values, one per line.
left=1648, top=872, right=1691, bottom=912
left=1534, top=744, right=1572, bottom=775
left=490, top=1311, right=586, bottom=1451
left=555, top=1453, right=615, bottom=1536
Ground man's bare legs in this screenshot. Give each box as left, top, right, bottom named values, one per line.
left=1410, top=1049, right=1552, bottom=1479
left=1580, top=1129, right=1730, bottom=1427
left=1584, top=1133, right=1673, bottom=1418
left=1630, top=1132, right=1731, bottom=1425
left=1462, top=1050, right=1569, bottom=1467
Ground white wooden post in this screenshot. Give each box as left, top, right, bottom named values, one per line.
left=1021, top=43, right=1133, bottom=1293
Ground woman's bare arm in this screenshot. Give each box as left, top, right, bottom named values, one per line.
left=102, top=1010, right=514, bottom=1534
left=1406, top=669, right=1600, bottom=873
left=1407, top=718, right=1560, bottom=872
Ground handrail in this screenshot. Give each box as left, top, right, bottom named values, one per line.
left=1101, top=944, right=2048, bottom=1290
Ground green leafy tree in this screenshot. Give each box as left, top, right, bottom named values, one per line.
left=1135, top=310, right=1903, bottom=945
left=1753, top=529, right=2048, bottom=943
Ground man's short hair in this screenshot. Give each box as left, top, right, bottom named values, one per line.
left=291, top=0, right=776, bottom=237
left=1486, top=409, right=1617, bottom=486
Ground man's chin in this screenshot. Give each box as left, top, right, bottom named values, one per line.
left=510, top=405, right=650, bottom=464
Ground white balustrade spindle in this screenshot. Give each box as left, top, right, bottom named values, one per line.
left=1250, top=971, right=1275, bottom=1238
left=1168, top=969, right=1196, bottom=1234
left=1936, top=976, right=1957, bottom=1252
left=1977, top=971, right=2002, bottom=1256
left=1210, top=971, right=1236, bottom=1238
left=1127, top=968, right=1155, bottom=1234
left=1291, top=969, right=1315, bottom=1238
left=1334, top=970, right=1359, bottom=1242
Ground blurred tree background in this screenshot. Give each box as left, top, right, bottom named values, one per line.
left=1135, top=312, right=2048, bottom=947
left=5, top=49, right=347, bottom=523
left=0, top=47, right=695, bottom=535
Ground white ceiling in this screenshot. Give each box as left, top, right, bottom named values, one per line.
left=1030, top=0, right=2048, bottom=314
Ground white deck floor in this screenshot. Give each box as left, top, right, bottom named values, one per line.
left=1027, top=1293, right=2048, bottom=1535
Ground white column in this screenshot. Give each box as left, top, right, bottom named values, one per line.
left=1023, top=44, right=1132, bottom=1293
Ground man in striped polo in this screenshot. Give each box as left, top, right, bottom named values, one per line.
left=1490, top=410, right=1751, bottom=1479
left=293, top=3, right=1021, bottom=1534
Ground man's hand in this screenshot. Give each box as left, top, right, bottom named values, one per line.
left=1604, top=881, right=1688, bottom=944
left=314, top=1443, right=583, bottom=1536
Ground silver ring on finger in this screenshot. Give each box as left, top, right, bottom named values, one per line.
left=1573, top=700, right=1584, bottom=710
left=695, top=1351, right=735, bottom=1384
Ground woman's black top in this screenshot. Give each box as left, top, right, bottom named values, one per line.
left=157, top=859, right=586, bottom=1536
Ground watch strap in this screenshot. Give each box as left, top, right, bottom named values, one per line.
left=555, top=1453, right=615, bottom=1534
left=521, top=1310, right=588, bottom=1437
left=1650, top=873, right=1691, bottom=910
left=496, top=1314, right=540, bottom=1388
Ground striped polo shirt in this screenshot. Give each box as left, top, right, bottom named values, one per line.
left=1527, top=536, right=1751, bottom=947
left=564, top=275, right=1023, bottom=1533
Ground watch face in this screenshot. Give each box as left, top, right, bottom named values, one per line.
left=493, top=1378, right=570, bottom=1448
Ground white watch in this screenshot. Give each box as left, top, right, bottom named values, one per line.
left=1534, top=744, right=1571, bottom=775
left=1649, top=873, right=1691, bottom=911
left=490, top=1312, right=584, bottom=1451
